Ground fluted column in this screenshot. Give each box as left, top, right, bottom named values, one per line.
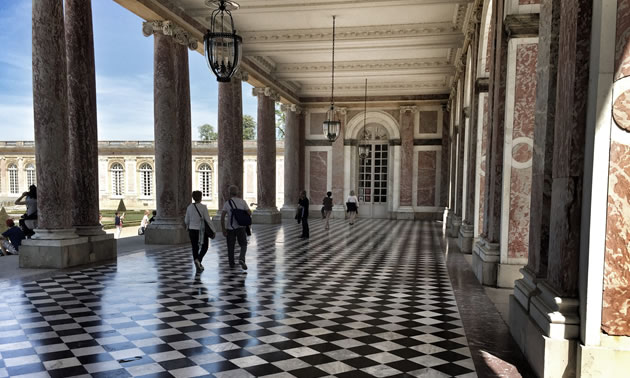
left=252, top=87, right=280, bottom=224
left=143, top=22, right=196, bottom=245
left=65, top=0, right=103, bottom=237
left=217, top=71, right=246, bottom=213
left=280, top=104, right=302, bottom=218
left=397, top=106, right=417, bottom=219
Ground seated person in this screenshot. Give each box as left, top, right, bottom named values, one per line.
left=1, top=219, right=25, bottom=256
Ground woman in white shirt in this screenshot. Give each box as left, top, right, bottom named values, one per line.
left=184, top=190, right=215, bottom=272
left=140, top=210, right=150, bottom=234
left=346, top=190, right=359, bottom=225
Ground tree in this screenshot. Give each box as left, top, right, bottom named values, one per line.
left=198, top=124, right=218, bottom=141
left=275, top=103, right=286, bottom=139
left=117, top=199, right=127, bottom=212
left=243, top=115, right=256, bottom=140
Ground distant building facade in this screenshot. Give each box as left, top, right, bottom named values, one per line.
left=0, top=140, right=285, bottom=210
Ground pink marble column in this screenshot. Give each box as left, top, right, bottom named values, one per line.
left=398, top=106, right=417, bottom=218
left=252, top=87, right=280, bottom=223
left=174, top=43, right=192, bottom=221
left=331, top=108, right=347, bottom=217
left=281, top=104, right=301, bottom=218
left=217, top=73, right=244, bottom=211
left=601, top=0, right=630, bottom=336
left=65, top=0, right=102, bottom=236
left=31, top=0, right=75, bottom=238
left=145, top=32, right=187, bottom=244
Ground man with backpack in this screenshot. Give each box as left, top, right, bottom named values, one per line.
left=220, top=185, right=252, bottom=270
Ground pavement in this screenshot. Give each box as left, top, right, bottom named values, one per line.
left=0, top=225, right=183, bottom=288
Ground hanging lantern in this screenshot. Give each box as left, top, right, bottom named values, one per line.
left=323, top=16, right=340, bottom=142
left=204, top=0, right=242, bottom=82
left=358, top=78, right=369, bottom=159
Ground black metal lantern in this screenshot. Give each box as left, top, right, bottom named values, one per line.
left=323, top=16, right=340, bottom=142
left=204, top=0, right=242, bottom=82
left=358, top=78, right=370, bottom=159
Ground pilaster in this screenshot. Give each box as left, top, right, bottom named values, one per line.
left=397, top=105, right=417, bottom=220
left=281, top=104, right=302, bottom=219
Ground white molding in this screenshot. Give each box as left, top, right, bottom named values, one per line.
left=474, top=92, right=487, bottom=238
left=346, top=111, right=401, bottom=140
left=305, top=108, right=329, bottom=140
left=504, top=0, right=541, bottom=16
left=476, top=0, right=493, bottom=78
left=414, top=105, right=444, bottom=139
left=462, top=117, right=470, bottom=222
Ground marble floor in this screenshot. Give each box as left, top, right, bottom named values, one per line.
left=0, top=220, right=532, bottom=378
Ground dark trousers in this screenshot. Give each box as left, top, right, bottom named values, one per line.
left=301, top=216, right=309, bottom=237
left=227, top=227, right=247, bottom=265
left=189, top=229, right=209, bottom=262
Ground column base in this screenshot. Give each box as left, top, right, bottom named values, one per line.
left=508, top=294, right=577, bottom=378
left=513, top=267, right=540, bottom=311
left=396, top=206, right=415, bottom=220
left=86, top=233, right=116, bottom=263
left=457, top=222, right=474, bottom=253
left=19, top=237, right=90, bottom=269
left=252, top=208, right=281, bottom=224
left=144, top=218, right=188, bottom=244
left=280, top=204, right=298, bottom=219
left=530, top=281, right=580, bottom=340
left=332, top=205, right=346, bottom=219
left=75, top=224, right=106, bottom=236
left=32, top=228, right=79, bottom=240
left=448, top=215, right=462, bottom=237
left=577, top=336, right=630, bottom=377
left=472, top=237, right=500, bottom=286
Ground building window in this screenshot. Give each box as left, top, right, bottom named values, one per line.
left=111, top=163, right=124, bottom=196
left=139, top=163, right=153, bottom=197
left=8, top=164, right=18, bottom=194
left=198, top=163, right=212, bottom=199
left=25, top=164, right=36, bottom=187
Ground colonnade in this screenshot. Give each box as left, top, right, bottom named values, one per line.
left=445, top=0, right=630, bottom=375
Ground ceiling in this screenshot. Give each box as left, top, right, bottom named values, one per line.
left=119, top=0, right=474, bottom=100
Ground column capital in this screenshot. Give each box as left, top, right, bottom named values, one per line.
left=142, top=20, right=198, bottom=50
left=281, top=104, right=302, bottom=114
left=234, top=70, right=249, bottom=81
left=400, top=105, right=418, bottom=114
left=252, top=87, right=280, bottom=101
left=335, top=107, right=347, bottom=115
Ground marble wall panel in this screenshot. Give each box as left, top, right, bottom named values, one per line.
left=519, top=0, right=540, bottom=4
left=615, top=0, right=630, bottom=80
left=310, top=113, right=326, bottom=136
left=309, top=151, right=328, bottom=205
left=506, top=43, right=538, bottom=260
left=440, top=109, right=450, bottom=207
left=478, top=96, right=489, bottom=236
left=417, top=151, right=436, bottom=206
left=419, top=111, right=438, bottom=134
left=602, top=142, right=630, bottom=336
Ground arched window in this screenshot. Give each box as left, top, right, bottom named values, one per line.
left=111, top=163, right=124, bottom=196
left=139, top=163, right=153, bottom=197
left=8, top=164, right=18, bottom=194
left=198, top=163, right=212, bottom=199
left=25, top=164, right=36, bottom=187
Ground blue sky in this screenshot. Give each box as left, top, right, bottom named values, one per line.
left=0, top=0, right=257, bottom=141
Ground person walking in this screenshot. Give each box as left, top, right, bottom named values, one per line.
left=298, top=190, right=310, bottom=238
left=140, top=210, right=150, bottom=235
left=185, top=191, right=215, bottom=272
left=15, top=185, right=37, bottom=238
left=220, top=185, right=251, bottom=270
left=346, top=190, right=359, bottom=225
left=322, top=191, right=333, bottom=230
left=114, top=212, right=125, bottom=239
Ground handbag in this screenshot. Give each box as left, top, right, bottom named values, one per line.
left=193, top=204, right=216, bottom=239
left=228, top=200, right=252, bottom=226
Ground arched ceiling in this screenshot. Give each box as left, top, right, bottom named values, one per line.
left=116, top=0, right=475, bottom=100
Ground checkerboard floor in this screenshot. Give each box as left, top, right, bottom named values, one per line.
left=0, top=220, right=476, bottom=377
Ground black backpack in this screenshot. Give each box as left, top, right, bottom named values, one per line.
left=229, top=199, right=252, bottom=227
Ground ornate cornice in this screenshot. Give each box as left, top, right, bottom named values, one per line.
left=280, top=104, right=303, bottom=114
left=275, top=58, right=452, bottom=74
left=252, top=87, right=280, bottom=101
left=142, top=20, right=198, bottom=50
left=240, top=22, right=459, bottom=44
left=301, top=80, right=448, bottom=94
left=248, top=55, right=276, bottom=74
left=400, top=105, right=419, bottom=114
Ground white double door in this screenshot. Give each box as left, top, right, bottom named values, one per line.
left=357, top=143, right=389, bottom=218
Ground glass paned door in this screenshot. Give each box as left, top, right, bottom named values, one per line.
left=358, top=144, right=389, bottom=218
